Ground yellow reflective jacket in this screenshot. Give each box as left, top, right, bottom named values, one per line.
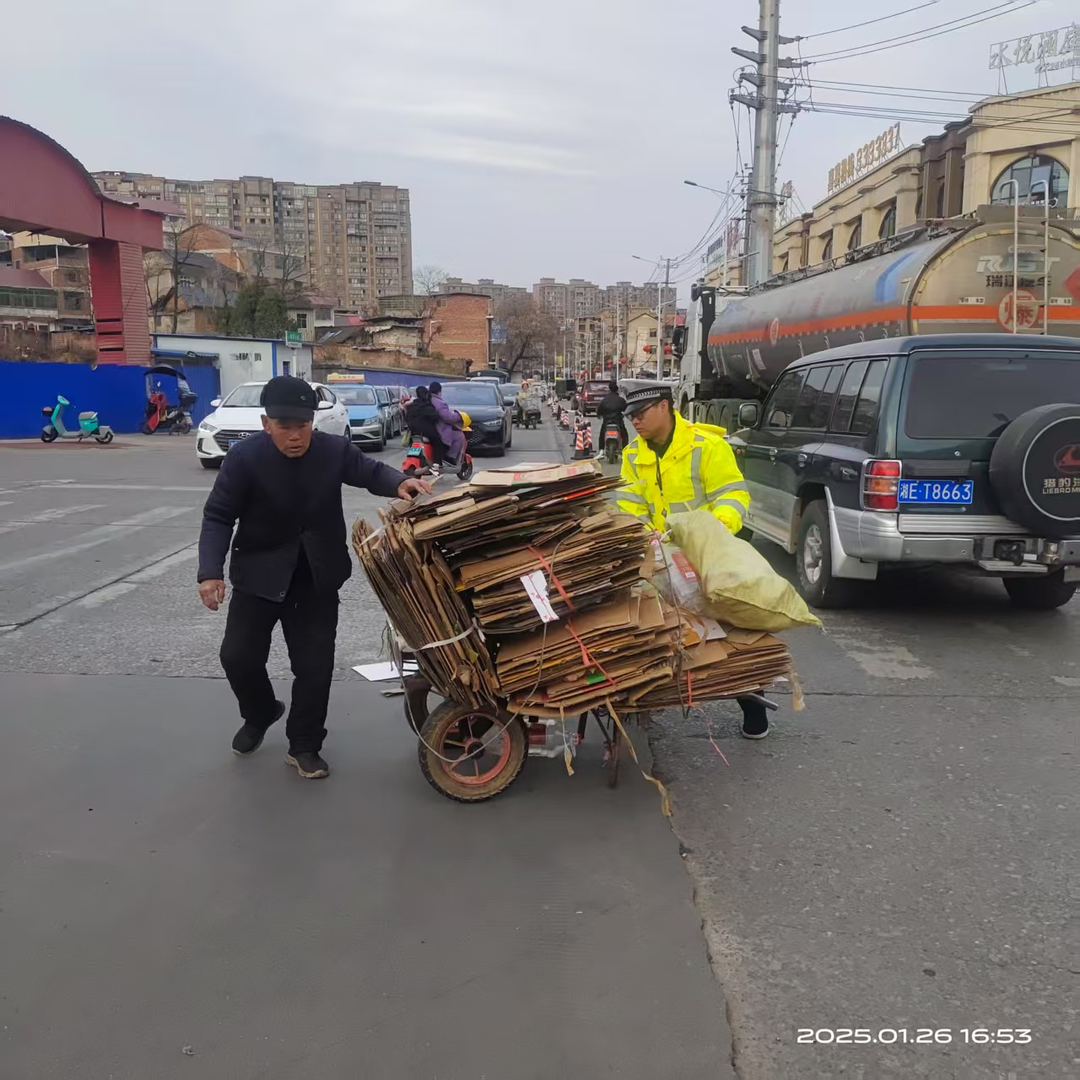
left=617, top=412, right=750, bottom=534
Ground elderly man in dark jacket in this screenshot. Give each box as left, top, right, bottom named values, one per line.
left=197, top=375, right=429, bottom=779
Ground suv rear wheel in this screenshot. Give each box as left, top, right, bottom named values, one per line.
left=796, top=501, right=860, bottom=609
left=1002, top=571, right=1077, bottom=611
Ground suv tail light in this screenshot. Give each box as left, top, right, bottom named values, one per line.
left=862, top=459, right=902, bottom=511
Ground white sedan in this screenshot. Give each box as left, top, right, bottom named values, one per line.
left=195, top=381, right=350, bottom=468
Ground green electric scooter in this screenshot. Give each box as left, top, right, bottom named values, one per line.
left=40, top=396, right=114, bottom=443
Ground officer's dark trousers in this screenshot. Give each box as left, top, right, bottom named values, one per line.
left=220, top=583, right=339, bottom=753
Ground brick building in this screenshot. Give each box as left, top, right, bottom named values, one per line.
left=426, top=293, right=492, bottom=367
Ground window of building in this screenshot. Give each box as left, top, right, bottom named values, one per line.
left=820, top=233, right=833, bottom=262
left=294, top=312, right=308, bottom=329
left=63, top=291, right=84, bottom=311
left=934, top=183, right=945, bottom=217
left=991, top=154, right=1069, bottom=207
left=879, top=203, right=897, bottom=239
left=847, top=220, right=862, bottom=252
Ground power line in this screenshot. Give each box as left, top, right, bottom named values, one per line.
left=802, top=1, right=1037, bottom=64
left=798, top=1, right=945, bottom=40
left=808, top=77, right=1068, bottom=104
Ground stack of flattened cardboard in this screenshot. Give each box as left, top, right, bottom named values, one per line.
left=353, top=461, right=798, bottom=715
left=390, top=463, right=647, bottom=635
left=496, top=588, right=680, bottom=711
left=631, top=628, right=793, bottom=709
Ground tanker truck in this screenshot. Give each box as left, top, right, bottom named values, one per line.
left=674, top=206, right=1080, bottom=429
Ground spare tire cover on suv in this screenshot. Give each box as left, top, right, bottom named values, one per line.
left=989, top=403, right=1080, bottom=538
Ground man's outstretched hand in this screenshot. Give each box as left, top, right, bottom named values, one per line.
left=397, top=477, right=433, bottom=501
left=199, top=579, right=226, bottom=611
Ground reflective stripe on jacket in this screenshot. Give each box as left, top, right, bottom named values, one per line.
left=616, top=412, right=750, bottom=534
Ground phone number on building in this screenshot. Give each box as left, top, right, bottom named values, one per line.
left=797, top=1029, right=1032, bottom=1045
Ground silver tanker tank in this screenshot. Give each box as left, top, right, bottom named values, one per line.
left=708, top=209, right=1080, bottom=391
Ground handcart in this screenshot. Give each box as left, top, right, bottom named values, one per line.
left=392, top=630, right=776, bottom=804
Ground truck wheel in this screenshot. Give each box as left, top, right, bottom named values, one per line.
left=1003, top=571, right=1077, bottom=611
left=796, top=501, right=859, bottom=609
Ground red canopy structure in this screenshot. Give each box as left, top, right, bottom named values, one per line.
left=0, top=117, right=165, bottom=365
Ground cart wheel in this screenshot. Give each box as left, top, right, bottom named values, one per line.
left=418, top=701, right=527, bottom=803
left=604, top=729, right=622, bottom=788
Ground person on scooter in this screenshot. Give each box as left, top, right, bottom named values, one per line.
left=429, top=382, right=467, bottom=467
left=404, top=386, right=447, bottom=465
left=597, top=379, right=628, bottom=450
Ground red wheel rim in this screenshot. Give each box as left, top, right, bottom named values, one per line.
left=436, top=714, right=512, bottom=786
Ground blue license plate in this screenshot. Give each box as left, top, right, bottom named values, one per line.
left=897, top=479, right=973, bottom=505
left=228, top=438, right=241, bottom=449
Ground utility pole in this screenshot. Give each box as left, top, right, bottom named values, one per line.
left=730, top=0, right=801, bottom=287
left=655, top=258, right=670, bottom=378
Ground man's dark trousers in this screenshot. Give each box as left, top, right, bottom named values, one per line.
left=219, top=578, right=339, bottom=754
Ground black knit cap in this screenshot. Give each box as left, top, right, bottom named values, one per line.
left=624, top=383, right=673, bottom=418
left=260, top=375, right=317, bottom=421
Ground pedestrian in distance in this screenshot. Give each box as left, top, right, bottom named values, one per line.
left=197, top=375, right=431, bottom=779
left=616, top=383, right=770, bottom=739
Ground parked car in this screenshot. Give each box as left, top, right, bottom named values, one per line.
left=332, top=383, right=388, bottom=449
left=439, top=380, right=512, bottom=455
left=373, top=385, right=401, bottom=439
left=728, top=335, right=1080, bottom=610
left=195, top=381, right=350, bottom=468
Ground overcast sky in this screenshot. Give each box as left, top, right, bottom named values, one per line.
left=5, top=0, right=1075, bottom=296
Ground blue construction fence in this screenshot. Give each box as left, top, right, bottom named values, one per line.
left=0, top=360, right=220, bottom=439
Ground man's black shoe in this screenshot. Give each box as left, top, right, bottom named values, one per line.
left=285, top=751, right=330, bottom=779
left=231, top=700, right=286, bottom=756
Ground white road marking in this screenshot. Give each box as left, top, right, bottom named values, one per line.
left=77, top=582, right=139, bottom=608
left=830, top=629, right=936, bottom=680
left=0, top=500, right=12, bottom=507
left=126, top=545, right=198, bottom=581
left=0, top=506, right=192, bottom=575
left=1051, top=675, right=1080, bottom=688
left=0, top=504, right=106, bottom=534
left=29, top=482, right=210, bottom=493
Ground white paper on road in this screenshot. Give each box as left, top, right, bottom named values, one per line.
left=353, top=661, right=419, bottom=681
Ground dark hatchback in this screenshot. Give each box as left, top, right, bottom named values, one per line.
left=439, top=381, right=512, bottom=455
left=728, top=335, right=1080, bottom=610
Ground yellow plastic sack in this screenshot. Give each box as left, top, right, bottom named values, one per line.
left=667, top=510, right=821, bottom=632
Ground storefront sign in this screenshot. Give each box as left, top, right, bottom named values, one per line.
left=989, top=24, right=1078, bottom=75
left=828, top=123, right=902, bottom=196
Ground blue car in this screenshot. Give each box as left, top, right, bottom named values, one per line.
left=333, top=384, right=386, bottom=449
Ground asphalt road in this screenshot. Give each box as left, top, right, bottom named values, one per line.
left=2, top=416, right=1077, bottom=1080
left=0, top=423, right=734, bottom=1080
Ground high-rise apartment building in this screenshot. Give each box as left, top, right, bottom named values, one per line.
left=532, top=277, right=602, bottom=322
left=92, top=171, right=412, bottom=310
left=602, top=281, right=677, bottom=313
left=438, top=277, right=528, bottom=308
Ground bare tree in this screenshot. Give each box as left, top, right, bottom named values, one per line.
left=161, top=222, right=205, bottom=333
left=493, top=294, right=558, bottom=377
left=413, top=264, right=449, bottom=296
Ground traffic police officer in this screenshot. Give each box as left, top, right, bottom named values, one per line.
left=616, top=383, right=770, bottom=738
left=197, top=375, right=430, bottom=778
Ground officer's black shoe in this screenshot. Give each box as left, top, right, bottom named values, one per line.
left=231, top=700, right=286, bottom=756
left=740, top=700, right=771, bottom=740
left=285, top=751, right=330, bottom=779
